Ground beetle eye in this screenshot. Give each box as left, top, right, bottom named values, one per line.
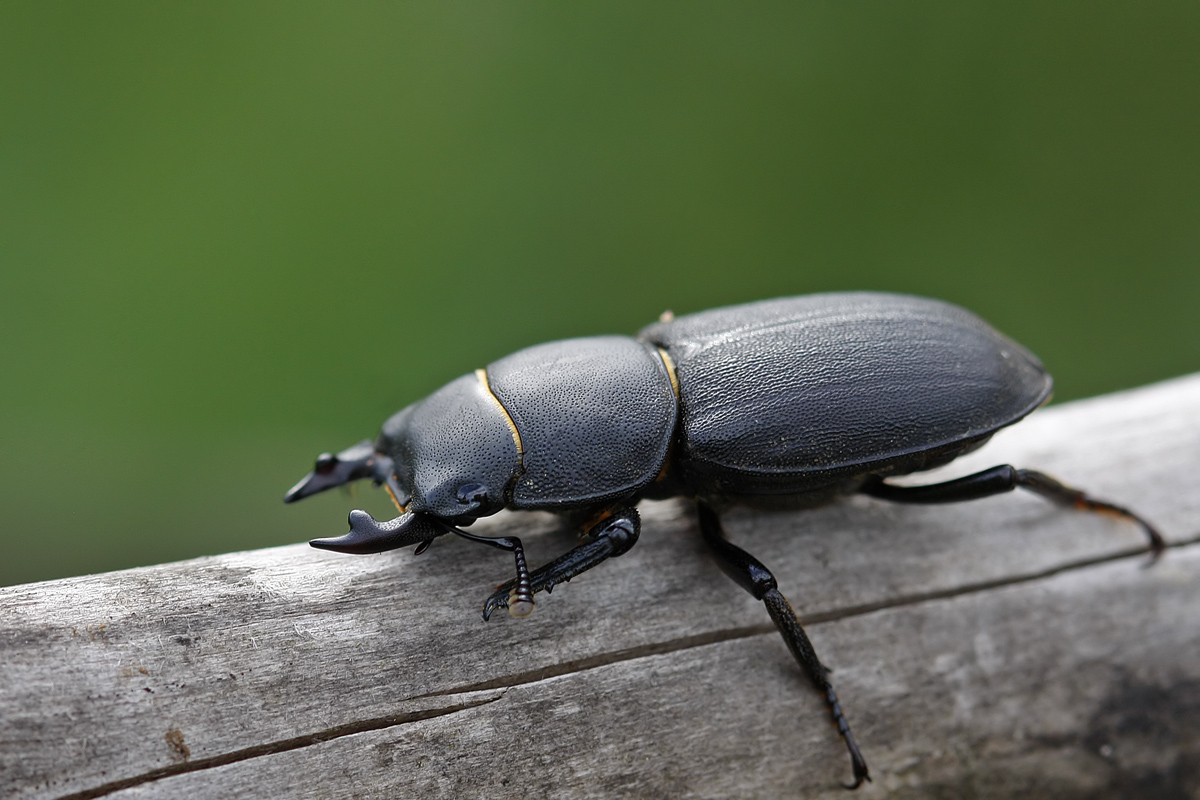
left=456, top=483, right=489, bottom=506
left=315, top=453, right=338, bottom=475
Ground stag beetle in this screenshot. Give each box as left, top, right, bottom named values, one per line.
left=285, top=292, right=1162, bottom=788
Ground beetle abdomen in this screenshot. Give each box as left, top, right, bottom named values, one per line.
left=486, top=336, right=677, bottom=508
left=641, top=293, right=1051, bottom=497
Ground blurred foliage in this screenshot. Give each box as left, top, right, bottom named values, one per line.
left=2, top=1, right=1198, bottom=586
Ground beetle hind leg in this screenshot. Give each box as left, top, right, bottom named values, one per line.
left=698, top=501, right=871, bottom=790
left=861, top=465, right=1164, bottom=559
left=482, top=506, right=641, bottom=621
left=1012, top=469, right=1165, bottom=558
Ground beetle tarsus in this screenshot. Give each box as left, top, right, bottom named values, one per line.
left=697, top=501, right=871, bottom=791
left=441, top=526, right=536, bottom=618
left=507, top=541, right=535, bottom=617
left=482, top=506, right=641, bottom=620
left=1013, top=469, right=1166, bottom=561
left=862, top=465, right=1165, bottom=560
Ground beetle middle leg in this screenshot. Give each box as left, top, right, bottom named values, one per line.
left=861, top=465, right=1164, bottom=558
left=482, top=505, right=640, bottom=620
left=697, top=500, right=871, bottom=790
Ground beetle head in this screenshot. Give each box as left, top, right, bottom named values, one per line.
left=285, top=439, right=440, bottom=554
left=286, top=372, right=522, bottom=554
left=374, top=373, right=520, bottom=521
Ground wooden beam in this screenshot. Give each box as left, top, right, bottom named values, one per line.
left=3, top=375, right=1199, bottom=799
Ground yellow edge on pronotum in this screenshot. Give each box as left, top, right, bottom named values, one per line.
left=384, top=482, right=407, bottom=514
left=475, top=369, right=524, bottom=457
left=653, top=347, right=680, bottom=482
left=657, top=347, right=680, bottom=399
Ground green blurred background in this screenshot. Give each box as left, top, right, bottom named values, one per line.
left=2, top=2, right=1198, bottom=587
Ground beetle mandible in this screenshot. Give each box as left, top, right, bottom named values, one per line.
left=285, top=292, right=1162, bottom=788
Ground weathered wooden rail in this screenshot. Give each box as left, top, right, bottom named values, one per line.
left=3, top=375, right=1199, bottom=799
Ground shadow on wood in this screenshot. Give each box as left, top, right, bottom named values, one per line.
left=2, top=375, right=1199, bottom=799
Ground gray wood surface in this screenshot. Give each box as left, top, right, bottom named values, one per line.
left=3, top=374, right=1199, bottom=800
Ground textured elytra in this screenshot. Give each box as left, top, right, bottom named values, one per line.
left=486, top=336, right=677, bottom=508
left=640, top=293, right=1051, bottom=497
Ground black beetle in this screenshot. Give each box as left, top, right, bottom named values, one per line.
left=285, top=292, right=1162, bottom=788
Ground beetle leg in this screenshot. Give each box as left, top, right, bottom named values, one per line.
left=482, top=506, right=640, bottom=621
left=861, top=465, right=1164, bottom=559
left=697, top=500, right=871, bottom=791
left=442, top=526, right=536, bottom=618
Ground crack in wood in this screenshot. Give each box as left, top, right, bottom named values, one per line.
left=801, top=535, right=1198, bottom=627
left=415, top=625, right=780, bottom=698
left=53, top=695, right=503, bottom=800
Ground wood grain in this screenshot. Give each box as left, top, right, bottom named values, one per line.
left=3, top=374, right=1198, bottom=799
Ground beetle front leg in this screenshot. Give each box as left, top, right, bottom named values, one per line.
left=441, top=526, right=536, bottom=618
left=482, top=506, right=641, bottom=620
left=697, top=501, right=871, bottom=791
